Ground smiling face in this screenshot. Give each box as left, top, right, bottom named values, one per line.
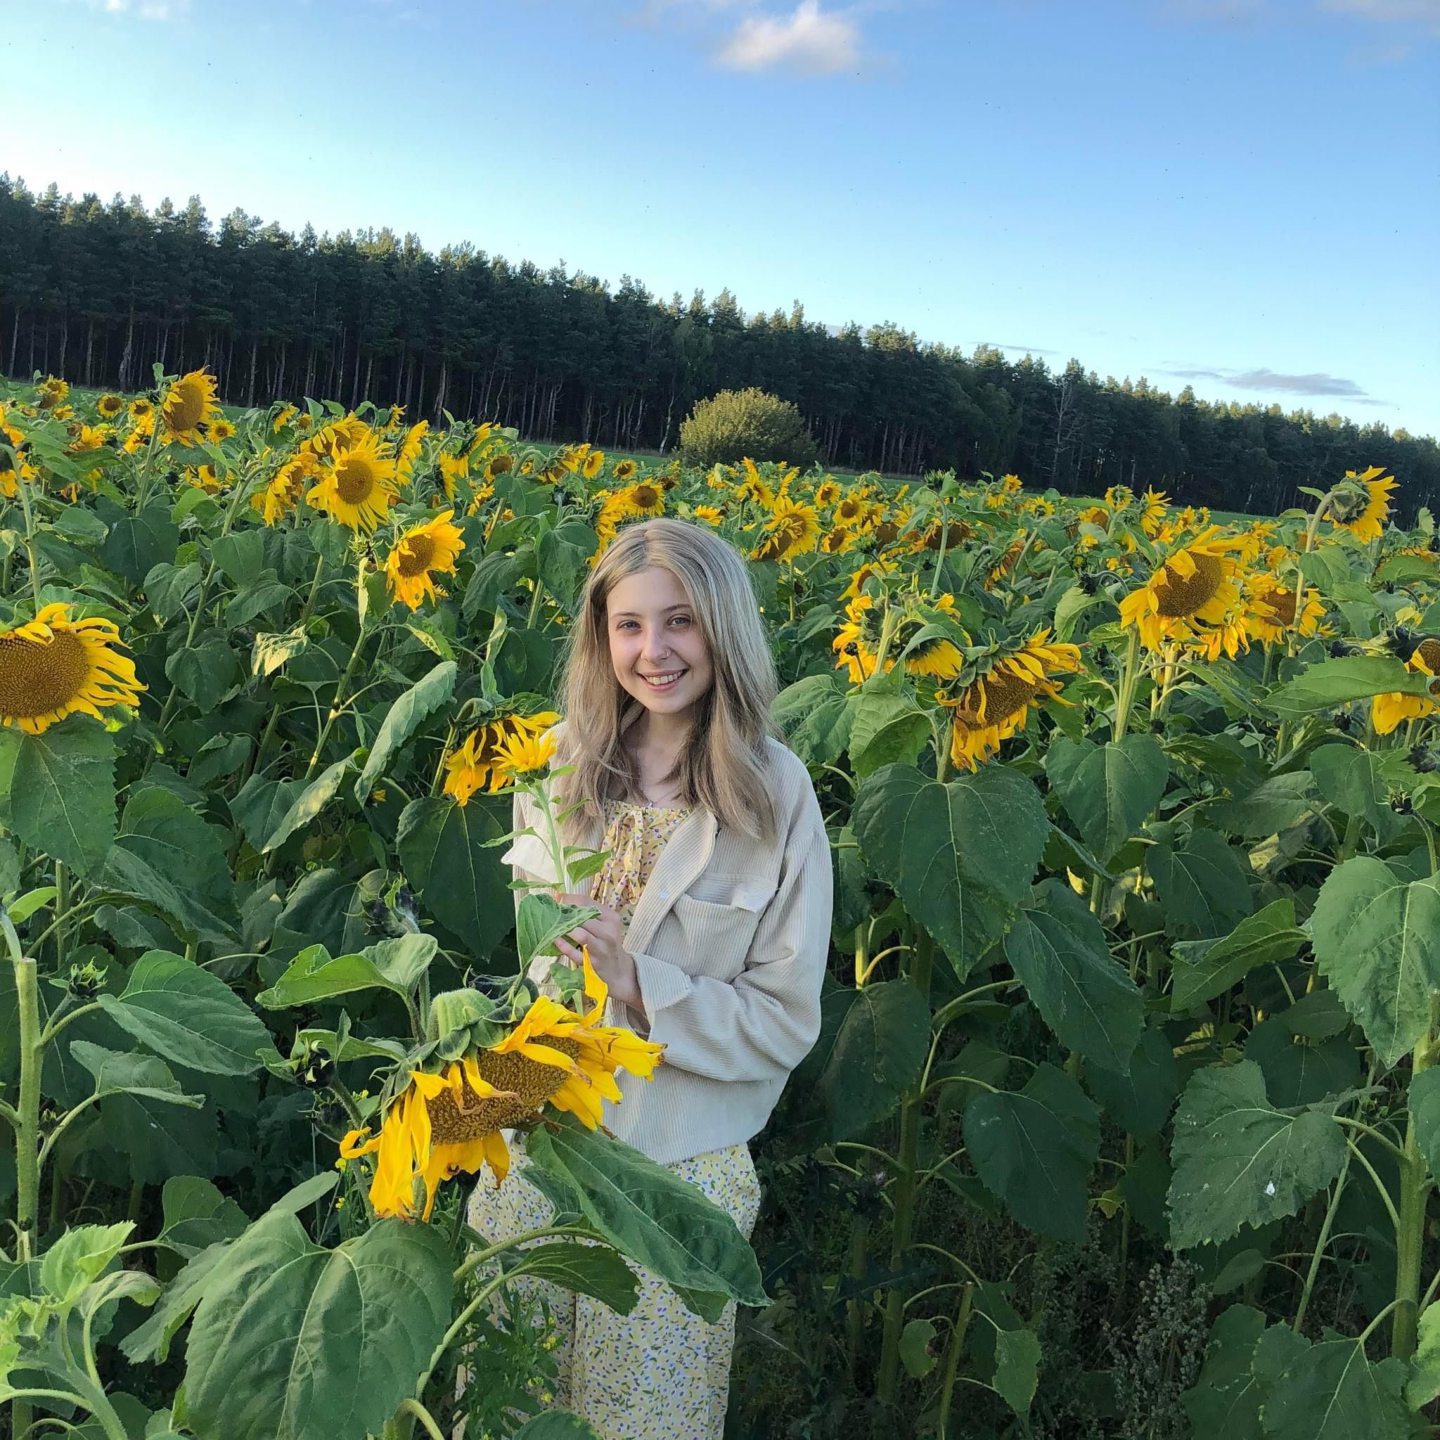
left=605, top=565, right=714, bottom=729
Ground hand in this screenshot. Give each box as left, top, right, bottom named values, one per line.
left=552, top=893, right=641, bottom=1009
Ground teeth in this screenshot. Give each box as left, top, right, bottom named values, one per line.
left=643, top=672, right=683, bottom=684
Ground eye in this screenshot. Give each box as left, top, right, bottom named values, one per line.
left=669, top=615, right=692, bottom=628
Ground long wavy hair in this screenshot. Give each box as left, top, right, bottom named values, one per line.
left=551, top=516, right=781, bottom=843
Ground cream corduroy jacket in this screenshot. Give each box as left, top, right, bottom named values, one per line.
left=501, top=736, right=832, bottom=1165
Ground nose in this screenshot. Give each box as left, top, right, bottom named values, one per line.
left=640, top=626, right=671, bottom=663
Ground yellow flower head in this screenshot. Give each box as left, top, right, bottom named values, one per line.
left=161, top=369, right=222, bottom=443
left=1117, top=525, right=1255, bottom=652
left=0, top=603, right=146, bottom=734
left=384, top=509, right=465, bottom=610
left=306, top=432, right=400, bottom=532
left=751, top=497, right=821, bottom=563
left=613, top=458, right=639, bottom=482
left=96, top=393, right=125, bottom=420
left=937, top=631, right=1083, bottom=771
left=1372, top=637, right=1440, bottom=736
left=341, top=952, right=664, bottom=1220
left=253, top=452, right=318, bottom=526
left=443, top=711, right=560, bottom=805
left=1329, top=466, right=1398, bottom=545
left=1246, top=573, right=1326, bottom=648
left=395, top=421, right=430, bottom=483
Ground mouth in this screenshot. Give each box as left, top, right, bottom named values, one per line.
left=639, top=669, right=687, bottom=692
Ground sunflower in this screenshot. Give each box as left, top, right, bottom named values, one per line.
left=1372, top=637, right=1440, bottom=736
left=491, top=725, right=557, bottom=785
left=690, top=504, right=724, bottom=526
left=1246, top=574, right=1326, bottom=647
left=129, top=396, right=155, bottom=421
left=205, top=417, right=237, bottom=443
left=841, top=558, right=898, bottom=603
left=253, top=452, right=316, bottom=526
left=444, top=711, right=560, bottom=805
left=271, top=404, right=299, bottom=432
left=814, top=478, right=841, bottom=508
left=384, top=510, right=465, bottom=610
left=612, top=480, right=665, bottom=521
left=122, top=411, right=156, bottom=454
left=582, top=449, right=605, bottom=479
left=820, top=525, right=859, bottom=555
left=437, top=451, right=470, bottom=498
left=833, top=493, right=869, bottom=527
left=486, top=452, right=514, bottom=481
left=395, top=421, right=429, bottom=482
left=1139, top=489, right=1170, bottom=537
left=833, top=593, right=881, bottom=684
left=1118, top=526, right=1255, bottom=652
left=96, top=393, right=124, bottom=420
left=466, top=423, right=498, bottom=456
left=832, top=593, right=965, bottom=685
left=36, top=377, right=68, bottom=410
left=752, top=498, right=821, bottom=563
left=306, top=433, right=400, bottom=532
left=1329, top=466, right=1397, bottom=545
left=161, top=369, right=222, bottom=443
left=0, top=603, right=146, bottom=734
left=613, top=459, right=638, bottom=482
left=938, top=631, right=1083, bottom=771
left=733, top=460, right=775, bottom=509
left=341, top=954, right=664, bottom=1220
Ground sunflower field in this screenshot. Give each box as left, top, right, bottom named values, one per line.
left=1, top=367, right=1439, bottom=1440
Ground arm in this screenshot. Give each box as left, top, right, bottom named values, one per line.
left=628, top=793, right=833, bottom=1085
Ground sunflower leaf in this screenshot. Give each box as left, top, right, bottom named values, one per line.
left=0, top=721, right=116, bottom=879
left=353, top=660, right=456, bottom=803
left=1044, top=734, right=1169, bottom=862
left=261, top=754, right=354, bottom=853
left=1266, top=655, right=1433, bottom=717
left=524, top=1114, right=767, bottom=1319
left=397, top=794, right=514, bottom=955
left=183, top=1212, right=454, bottom=1440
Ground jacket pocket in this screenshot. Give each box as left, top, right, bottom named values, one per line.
left=669, top=893, right=764, bottom=982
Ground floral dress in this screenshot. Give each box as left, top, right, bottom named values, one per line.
left=467, top=798, right=763, bottom=1440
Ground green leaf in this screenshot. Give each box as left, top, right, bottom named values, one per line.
left=536, top=520, right=597, bottom=607
left=1310, top=743, right=1407, bottom=841
left=143, top=560, right=203, bottom=622
left=211, top=530, right=266, bottom=587
left=1312, top=858, right=1440, bottom=1067
left=184, top=1213, right=455, bottom=1440
left=252, top=627, right=308, bottom=677
left=262, top=755, right=354, bottom=853
left=109, top=785, right=237, bottom=922
left=516, top=893, right=598, bottom=971
left=354, top=660, right=457, bottom=803
left=1263, top=1336, right=1409, bottom=1440
left=898, top=1317, right=938, bottom=1378
left=1171, top=900, right=1307, bottom=1010
left=226, top=571, right=292, bottom=628
left=0, top=722, right=115, bottom=878
left=463, top=549, right=529, bottom=623
left=257, top=937, right=436, bottom=1009
left=1407, top=1069, right=1440, bottom=1185
left=963, top=1063, right=1099, bottom=1243
left=992, top=1325, right=1042, bottom=1417
left=1044, top=734, right=1169, bottom=862
left=772, top=674, right=854, bottom=767
left=1004, top=882, right=1144, bottom=1073
left=121, top=1240, right=230, bottom=1365
left=39, top=1222, right=134, bottom=1305
left=814, top=978, right=931, bottom=1139
left=1180, top=1304, right=1267, bottom=1439
left=1148, top=831, right=1253, bottom=941
left=229, top=774, right=305, bottom=853
left=98, top=950, right=278, bottom=1075
left=100, top=506, right=179, bottom=583
left=165, top=634, right=241, bottom=711
left=157, top=1176, right=248, bottom=1256
left=1209, top=771, right=1319, bottom=838
left=1267, top=656, right=1433, bottom=717
left=846, top=691, right=931, bottom=778
left=511, top=1416, right=602, bottom=1440
left=853, top=763, right=1049, bottom=976
left=397, top=795, right=514, bottom=955
left=101, top=847, right=235, bottom=945
left=507, top=1242, right=639, bottom=1315
left=524, top=1115, right=766, bottom=1319
left=1167, top=1060, right=1345, bottom=1250
left=1084, top=1025, right=1179, bottom=1137
left=1245, top=1020, right=1360, bottom=1108
left=1406, top=1302, right=1440, bottom=1409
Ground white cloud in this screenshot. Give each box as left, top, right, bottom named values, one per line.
left=82, top=0, right=190, bottom=17
left=715, top=0, right=865, bottom=74
left=1319, top=0, right=1440, bottom=20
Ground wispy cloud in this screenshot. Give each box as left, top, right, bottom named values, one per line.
left=715, top=0, right=864, bottom=73
left=82, top=0, right=189, bottom=17
left=1163, top=364, right=1378, bottom=399
left=1320, top=0, right=1440, bottom=23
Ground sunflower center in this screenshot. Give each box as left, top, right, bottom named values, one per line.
left=961, top=669, right=1036, bottom=726
left=0, top=632, right=90, bottom=718
left=424, top=1037, right=585, bottom=1142
left=632, top=484, right=659, bottom=509
left=1264, top=587, right=1298, bottom=625
left=164, top=380, right=207, bottom=433
left=1418, top=638, right=1440, bottom=673
left=334, top=455, right=377, bottom=504
left=396, top=534, right=437, bottom=577
left=1154, top=552, right=1223, bottom=618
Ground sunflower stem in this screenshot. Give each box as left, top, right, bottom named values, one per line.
left=13, top=469, right=45, bottom=611
left=935, top=1282, right=976, bottom=1440
left=391, top=1398, right=446, bottom=1440
left=1112, top=627, right=1141, bottom=741
left=304, top=626, right=373, bottom=782
left=11, top=945, right=42, bottom=1263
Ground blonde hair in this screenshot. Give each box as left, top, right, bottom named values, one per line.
left=552, top=517, right=781, bottom=842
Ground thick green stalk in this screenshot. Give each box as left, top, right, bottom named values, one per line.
left=1293, top=1148, right=1351, bottom=1335
left=876, top=927, right=935, bottom=1404
left=1112, top=627, right=1141, bottom=741
left=304, top=627, right=372, bottom=780
left=1393, top=1026, right=1436, bottom=1358
left=935, top=1283, right=976, bottom=1440
left=13, top=952, right=41, bottom=1260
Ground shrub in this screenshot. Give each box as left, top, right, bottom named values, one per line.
left=677, top=387, right=820, bottom=470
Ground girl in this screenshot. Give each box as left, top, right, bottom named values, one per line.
left=469, top=515, right=832, bottom=1439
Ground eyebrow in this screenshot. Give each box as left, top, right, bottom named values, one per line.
left=609, top=603, right=692, bottom=620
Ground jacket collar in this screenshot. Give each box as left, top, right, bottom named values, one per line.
left=621, top=806, right=720, bottom=955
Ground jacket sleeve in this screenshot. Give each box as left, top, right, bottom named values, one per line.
left=628, top=783, right=832, bottom=1085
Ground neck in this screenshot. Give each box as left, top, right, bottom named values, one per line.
left=633, top=707, right=693, bottom=755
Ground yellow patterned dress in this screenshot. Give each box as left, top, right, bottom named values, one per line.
left=467, top=798, right=763, bottom=1440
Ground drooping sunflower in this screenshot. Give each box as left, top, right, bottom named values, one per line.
left=833, top=492, right=869, bottom=528
left=341, top=955, right=665, bottom=1220
left=751, top=498, right=821, bottom=563
left=36, top=377, right=69, bottom=410
left=582, top=449, right=605, bottom=479
left=1372, top=637, right=1440, bottom=736
left=306, top=433, right=400, bottom=532
left=444, top=710, right=560, bottom=805
left=613, top=458, right=638, bottom=482
left=395, top=421, right=429, bottom=483
left=1139, top=489, right=1170, bottom=537
left=1329, top=466, right=1398, bottom=545
left=610, top=480, right=666, bottom=522
left=384, top=510, right=466, bottom=610
left=161, top=369, right=222, bottom=443
left=832, top=593, right=966, bottom=686
left=1246, top=573, right=1326, bottom=648
left=436, top=451, right=470, bottom=498
left=733, top=460, right=775, bottom=509
left=0, top=604, right=146, bottom=734
left=253, top=452, right=317, bottom=526
left=938, top=631, right=1084, bottom=771
left=485, top=452, right=514, bottom=481
left=96, top=393, right=125, bottom=420
left=1118, top=526, right=1256, bottom=652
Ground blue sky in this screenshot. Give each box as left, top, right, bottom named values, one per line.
left=5, top=0, right=1438, bottom=437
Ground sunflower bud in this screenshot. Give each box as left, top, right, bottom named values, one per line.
left=1386, top=627, right=1422, bottom=663
left=1325, top=478, right=1370, bottom=525
left=1390, top=791, right=1414, bottom=815
left=289, top=1038, right=335, bottom=1090
left=66, top=959, right=107, bottom=1000
left=1333, top=709, right=1356, bottom=734
left=1409, top=745, right=1439, bottom=774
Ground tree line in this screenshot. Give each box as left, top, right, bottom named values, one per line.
left=1, top=175, right=1435, bottom=518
